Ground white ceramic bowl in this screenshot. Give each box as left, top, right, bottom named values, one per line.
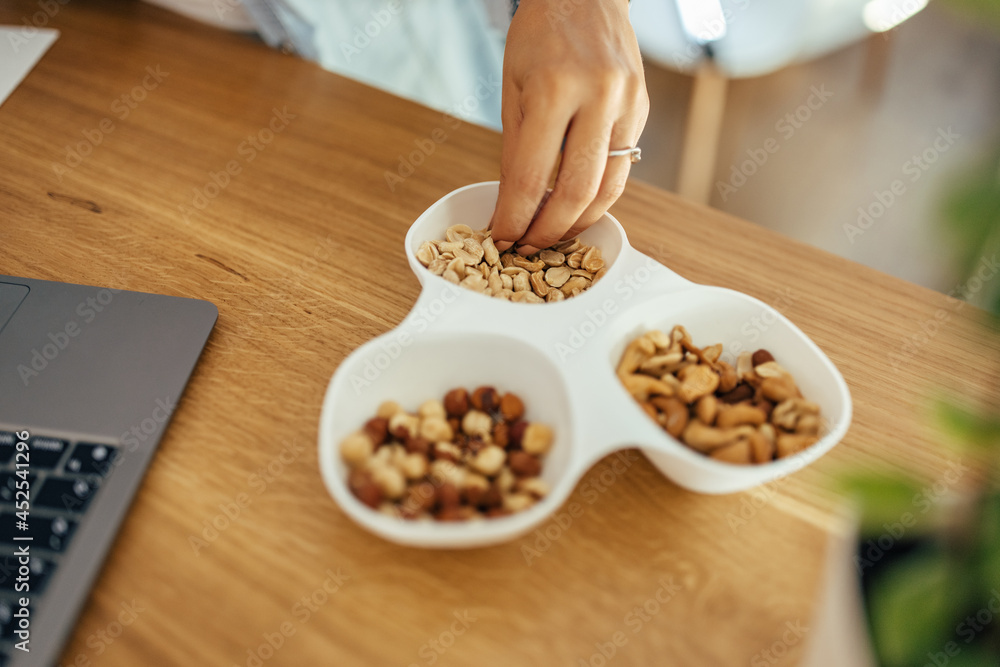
left=319, top=182, right=852, bottom=548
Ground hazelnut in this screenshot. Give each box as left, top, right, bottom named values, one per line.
left=418, top=399, right=447, bottom=420
left=502, top=493, right=535, bottom=513
left=471, top=445, right=506, bottom=477
left=492, top=422, right=510, bottom=448
left=419, top=416, right=453, bottom=442
left=462, top=473, right=490, bottom=506
left=404, top=436, right=431, bottom=457
left=521, top=423, right=553, bottom=455
left=376, top=400, right=404, bottom=419
left=436, top=507, right=464, bottom=522
left=403, top=481, right=436, bottom=513
left=433, top=441, right=462, bottom=463
left=495, top=467, right=516, bottom=492
left=751, top=349, right=775, bottom=367
left=370, top=464, right=407, bottom=500
left=499, top=393, right=525, bottom=422
left=507, top=420, right=528, bottom=449
left=471, top=386, right=500, bottom=412
left=443, top=388, right=469, bottom=417
left=363, top=417, right=389, bottom=446
left=401, top=452, right=428, bottom=479
left=436, top=482, right=461, bottom=509
left=462, top=410, right=493, bottom=439
left=339, top=431, right=374, bottom=467
left=464, top=436, right=487, bottom=455
left=471, top=484, right=497, bottom=510
left=517, top=477, right=550, bottom=498
left=388, top=412, right=419, bottom=440
left=508, top=450, right=541, bottom=477
left=348, top=469, right=382, bottom=508
left=718, top=383, right=754, bottom=404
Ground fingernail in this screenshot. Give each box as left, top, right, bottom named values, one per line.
left=516, top=245, right=540, bottom=256
left=494, top=240, right=513, bottom=252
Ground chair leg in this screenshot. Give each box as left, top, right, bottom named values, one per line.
left=860, top=31, right=893, bottom=102
left=676, top=63, right=728, bottom=205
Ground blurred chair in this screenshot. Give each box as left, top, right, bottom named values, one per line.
left=631, top=0, right=928, bottom=202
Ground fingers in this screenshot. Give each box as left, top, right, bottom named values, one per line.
left=489, top=90, right=575, bottom=253
left=560, top=120, right=639, bottom=239
left=515, top=103, right=615, bottom=253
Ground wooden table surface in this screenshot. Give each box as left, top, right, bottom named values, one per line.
left=2, top=1, right=997, bottom=665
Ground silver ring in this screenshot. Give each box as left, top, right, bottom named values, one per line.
left=608, top=146, right=641, bottom=163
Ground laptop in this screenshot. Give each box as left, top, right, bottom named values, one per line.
left=0, top=275, right=217, bottom=667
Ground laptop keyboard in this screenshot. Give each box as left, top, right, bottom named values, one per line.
left=0, top=431, right=118, bottom=666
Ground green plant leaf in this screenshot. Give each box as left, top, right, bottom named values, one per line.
left=867, top=546, right=968, bottom=665
left=976, top=492, right=1000, bottom=594
left=838, top=472, right=927, bottom=535
left=935, top=401, right=1000, bottom=452
left=940, top=646, right=1000, bottom=667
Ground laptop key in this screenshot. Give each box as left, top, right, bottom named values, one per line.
left=0, top=598, right=29, bottom=641
left=0, top=473, right=36, bottom=505
left=28, top=437, right=69, bottom=469
left=64, top=443, right=119, bottom=477
left=33, top=477, right=98, bottom=514
left=0, top=514, right=76, bottom=553
left=0, top=554, right=54, bottom=594
left=0, top=432, right=17, bottom=465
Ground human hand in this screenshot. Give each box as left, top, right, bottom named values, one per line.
left=489, top=0, right=648, bottom=254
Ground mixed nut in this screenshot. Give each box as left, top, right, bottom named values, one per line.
left=415, top=225, right=607, bottom=303
left=618, top=325, right=823, bottom=464
left=339, top=387, right=553, bottom=521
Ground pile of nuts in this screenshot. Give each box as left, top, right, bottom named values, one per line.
left=339, top=387, right=553, bottom=521
left=617, top=325, right=823, bottom=464
left=415, top=225, right=607, bottom=303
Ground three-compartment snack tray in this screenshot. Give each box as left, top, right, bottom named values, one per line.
left=319, top=182, right=852, bottom=548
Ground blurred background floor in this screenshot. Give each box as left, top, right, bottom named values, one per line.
left=631, top=2, right=1000, bottom=294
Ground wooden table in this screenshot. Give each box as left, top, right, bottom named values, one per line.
left=2, top=2, right=997, bottom=664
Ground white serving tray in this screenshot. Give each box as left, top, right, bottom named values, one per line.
left=319, top=182, right=852, bottom=548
